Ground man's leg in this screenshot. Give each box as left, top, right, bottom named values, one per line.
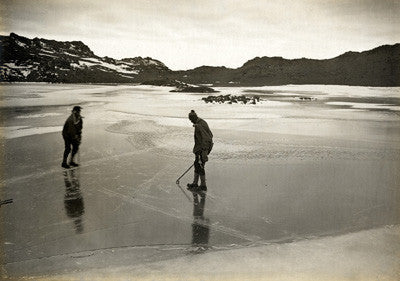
left=69, top=140, right=80, bottom=166
left=199, top=175, right=206, bottom=190
left=62, top=139, right=72, bottom=168
left=199, top=153, right=207, bottom=190
left=193, top=153, right=206, bottom=190
left=190, top=172, right=199, bottom=187
left=188, top=155, right=201, bottom=189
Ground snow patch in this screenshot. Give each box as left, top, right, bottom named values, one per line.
left=20, top=69, right=31, bottom=77
left=3, top=63, right=25, bottom=69
left=81, top=57, right=102, bottom=63
left=63, top=51, right=79, bottom=57
left=39, top=52, right=57, bottom=58
left=70, top=63, right=80, bottom=69
left=98, top=61, right=139, bottom=74
left=143, top=59, right=159, bottom=66
left=73, top=59, right=139, bottom=74
left=15, top=40, right=27, bottom=48
left=119, top=74, right=135, bottom=78
left=80, top=61, right=99, bottom=67
left=3, top=63, right=32, bottom=77
left=41, top=49, right=55, bottom=54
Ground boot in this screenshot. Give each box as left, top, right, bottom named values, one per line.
left=199, top=175, right=207, bottom=191
left=69, top=155, right=79, bottom=167
left=187, top=173, right=199, bottom=190
left=61, top=162, right=70, bottom=169
left=187, top=183, right=198, bottom=189
left=69, top=161, right=79, bottom=167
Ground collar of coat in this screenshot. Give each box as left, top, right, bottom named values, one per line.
left=72, top=114, right=81, bottom=125
left=193, top=118, right=201, bottom=127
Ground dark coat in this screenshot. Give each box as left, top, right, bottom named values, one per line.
left=193, top=118, right=213, bottom=154
left=62, top=114, right=82, bottom=141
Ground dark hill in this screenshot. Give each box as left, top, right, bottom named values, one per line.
left=171, top=44, right=400, bottom=86
left=1, top=33, right=399, bottom=86
left=0, top=33, right=171, bottom=83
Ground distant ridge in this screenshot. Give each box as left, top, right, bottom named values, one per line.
left=172, top=43, right=400, bottom=87
left=0, top=33, right=171, bottom=83
left=1, top=33, right=399, bottom=86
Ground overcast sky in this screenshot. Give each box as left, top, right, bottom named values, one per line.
left=1, top=0, right=399, bottom=70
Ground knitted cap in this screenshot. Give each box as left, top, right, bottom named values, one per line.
left=73, top=106, right=82, bottom=112
left=188, top=110, right=197, bottom=119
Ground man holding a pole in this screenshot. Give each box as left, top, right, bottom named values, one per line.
left=187, top=110, right=213, bottom=191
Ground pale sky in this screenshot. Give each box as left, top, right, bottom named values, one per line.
left=1, top=0, right=399, bottom=70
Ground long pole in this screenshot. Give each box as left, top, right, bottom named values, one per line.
left=175, top=163, right=194, bottom=184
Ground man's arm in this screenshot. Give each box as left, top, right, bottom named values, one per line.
left=76, top=118, right=83, bottom=143
left=197, top=123, right=211, bottom=163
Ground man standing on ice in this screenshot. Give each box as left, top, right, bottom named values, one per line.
left=61, top=106, right=83, bottom=169
left=187, top=110, right=213, bottom=191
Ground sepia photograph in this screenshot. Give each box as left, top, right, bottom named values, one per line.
left=0, top=0, right=399, bottom=280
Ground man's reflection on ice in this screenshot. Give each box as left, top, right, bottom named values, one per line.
left=191, top=192, right=209, bottom=253
left=63, top=169, right=85, bottom=234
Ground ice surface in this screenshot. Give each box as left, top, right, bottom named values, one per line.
left=2, top=125, right=63, bottom=139
left=240, top=84, right=400, bottom=98
left=1, top=83, right=399, bottom=279
left=51, top=225, right=399, bottom=280
left=15, top=113, right=62, bottom=119
left=327, top=101, right=400, bottom=111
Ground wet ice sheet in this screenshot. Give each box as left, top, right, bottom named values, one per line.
left=15, top=113, right=62, bottom=118
left=326, top=101, right=400, bottom=111
left=240, top=84, right=400, bottom=98
left=47, top=225, right=399, bottom=280
left=2, top=125, right=63, bottom=139
left=1, top=83, right=399, bottom=278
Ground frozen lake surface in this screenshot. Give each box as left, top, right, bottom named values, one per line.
left=1, top=83, right=399, bottom=279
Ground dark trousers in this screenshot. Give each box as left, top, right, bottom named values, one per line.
left=63, top=138, right=79, bottom=163
left=194, top=153, right=206, bottom=175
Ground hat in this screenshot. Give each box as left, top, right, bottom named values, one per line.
left=188, top=110, right=197, bottom=119
left=72, top=106, right=82, bottom=112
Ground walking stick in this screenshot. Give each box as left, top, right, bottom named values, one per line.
left=175, top=163, right=194, bottom=184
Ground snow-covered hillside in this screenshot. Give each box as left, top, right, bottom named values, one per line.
left=1, top=32, right=399, bottom=86
left=0, top=33, right=170, bottom=83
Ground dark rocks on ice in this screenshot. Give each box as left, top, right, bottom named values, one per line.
left=202, top=94, right=261, bottom=104
left=170, top=85, right=218, bottom=93
left=299, top=97, right=316, bottom=101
